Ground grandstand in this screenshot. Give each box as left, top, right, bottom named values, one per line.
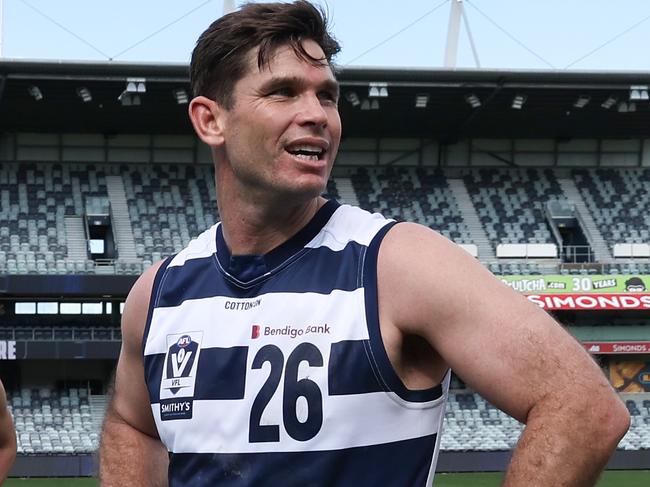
left=1, top=59, right=649, bottom=476
left=5, top=161, right=650, bottom=274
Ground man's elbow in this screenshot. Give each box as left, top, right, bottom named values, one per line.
left=2, top=444, right=17, bottom=466
left=606, top=398, right=631, bottom=445
left=0, top=441, right=17, bottom=479
left=590, top=390, right=630, bottom=455
left=0, top=425, right=18, bottom=463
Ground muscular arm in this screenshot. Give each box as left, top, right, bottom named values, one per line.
left=99, top=261, right=169, bottom=486
left=378, top=224, right=629, bottom=487
left=0, top=381, right=17, bottom=483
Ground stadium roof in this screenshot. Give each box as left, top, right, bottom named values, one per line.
left=2, top=59, right=650, bottom=140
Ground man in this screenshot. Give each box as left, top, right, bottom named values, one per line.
left=0, top=380, right=17, bottom=483
left=99, top=2, right=629, bottom=486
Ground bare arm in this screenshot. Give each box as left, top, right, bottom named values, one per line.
left=0, top=381, right=16, bottom=484
left=99, top=261, right=169, bottom=486
left=378, top=224, right=630, bottom=487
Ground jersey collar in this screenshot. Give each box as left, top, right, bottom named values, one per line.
left=215, top=199, right=340, bottom=283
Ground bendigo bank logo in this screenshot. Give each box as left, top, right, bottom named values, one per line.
left=251, top=323, right=331, bottom=339
left=160, top=332, right=203, bottom=421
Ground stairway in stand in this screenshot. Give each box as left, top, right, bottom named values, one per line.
left=106, top=175, right=139, bottom=262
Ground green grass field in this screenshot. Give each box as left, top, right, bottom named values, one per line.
left=435, top=471, right=650, bottom=486
left=5, top=471, right=650, bottom=486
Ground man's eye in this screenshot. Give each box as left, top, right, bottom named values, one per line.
left=270, top=87, right=294, bottom=97
left=319, top=92, right=338, bottom=104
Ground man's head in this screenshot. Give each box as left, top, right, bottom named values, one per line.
left=190, top=1, right=340, bottom=109
left=625, top=277, right=646, bottom=293
left=189, top=1, right=342, bottom=204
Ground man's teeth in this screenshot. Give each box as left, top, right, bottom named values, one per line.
left=295, top=153, right=319, bottom=160
left=287, top=145, right=324, bottom=159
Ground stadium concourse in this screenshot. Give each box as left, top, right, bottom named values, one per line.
left=0, top=59, right=650, bottom=476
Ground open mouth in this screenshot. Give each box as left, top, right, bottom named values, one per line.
left=285, top=144, right=326, bottom=161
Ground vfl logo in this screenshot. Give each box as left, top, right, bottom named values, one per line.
left=161, top=333, right=202, bottom=395
left=167, top=335, right=197, bottom=394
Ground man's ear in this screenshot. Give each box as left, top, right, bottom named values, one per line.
left=188, top=96, right=226, bottom=146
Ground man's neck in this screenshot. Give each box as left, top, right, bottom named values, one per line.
left=217, top=195, right=326, bottom=256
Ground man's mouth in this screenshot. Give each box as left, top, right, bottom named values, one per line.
left=285, top=144, right=326, bottom=161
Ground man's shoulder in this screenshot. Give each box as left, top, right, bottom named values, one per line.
left=318, top=203, right=393, bottom=248
left=121, top=259, right=168, bottom=348
left=167, top=223, right=219, bottom=268
left=131, top=260, right=167, bottom=301
left=380, top=221, right=460, bottom=254
left=377, top=221, right=481, bottom=290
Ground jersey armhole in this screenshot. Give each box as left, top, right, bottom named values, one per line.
left=362, top=222, right=446, bottom=403
left=141, top=256, right=175, bottom=356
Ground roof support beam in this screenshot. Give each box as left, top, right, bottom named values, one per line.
left=445, top=81, right=504, bottom=143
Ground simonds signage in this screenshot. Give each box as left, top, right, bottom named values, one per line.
left=527, top=293, right=650, bottom=310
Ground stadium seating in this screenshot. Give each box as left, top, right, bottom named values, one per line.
left=619, top=397, right=650, bottom=450
left=462, top=168, right=563, bottom=246
left=121, top=164, right=218, bottom=264
left=349, top=166, right=472, bottom=243
left=487, top=261, right=560, bottom=275
left=441, top=391, right=524, bottom=451
left=604, top=262, right=650, bottom=275
left=8, top=386, right=648, bottom=455
left=573, top=168, right=650, bottom=247
left=0, top=162, right=105, bottom=275
left=3, top=162, right=650, bottom=276
left=9, top=387, right=100, bottom=454
left=441, top=391, right=650, bottom=452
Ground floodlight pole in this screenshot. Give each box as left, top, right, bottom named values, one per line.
left=0, top=0, right=4, bottom=58
left=461, top=3, right=480, bottom=68
left=444, top=0, right=481, bottom=68
left=444, top=0, right=463, bottom=68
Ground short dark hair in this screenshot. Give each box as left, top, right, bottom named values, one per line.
left=190, top=1, right=340, bottom=109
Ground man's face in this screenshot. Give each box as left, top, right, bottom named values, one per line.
left=627, top=284, right=645, bottom=292
left=218, top=39, right=341, bottom=201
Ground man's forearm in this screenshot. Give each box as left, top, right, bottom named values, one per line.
left=503, top=397, right=629, bottom=487
left=0, top=448, right=16, bottom=483
left=0, top=415, right=17, bottom=484
left=99, top=410, right=168, bottom=487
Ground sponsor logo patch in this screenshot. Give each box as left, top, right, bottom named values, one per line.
left=251, top=325, right=260, bottom=339
left=160, top=332, right=203, bottom=421
left=225, top=298, right=262, bottom=311
left=160, top=398, right=194, bottom=421
left=252, top=323, right=331, bottom=339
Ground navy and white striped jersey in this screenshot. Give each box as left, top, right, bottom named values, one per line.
left=142, top=200, right=450, bottom=486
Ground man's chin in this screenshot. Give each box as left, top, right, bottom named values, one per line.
left=275, top=182, right=328, bottom=204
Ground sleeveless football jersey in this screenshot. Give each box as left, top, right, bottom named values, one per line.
left=142, top=200, right=450, bottom=486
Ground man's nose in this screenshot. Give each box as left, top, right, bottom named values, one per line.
left=295, top=93, right=328, bottom=128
